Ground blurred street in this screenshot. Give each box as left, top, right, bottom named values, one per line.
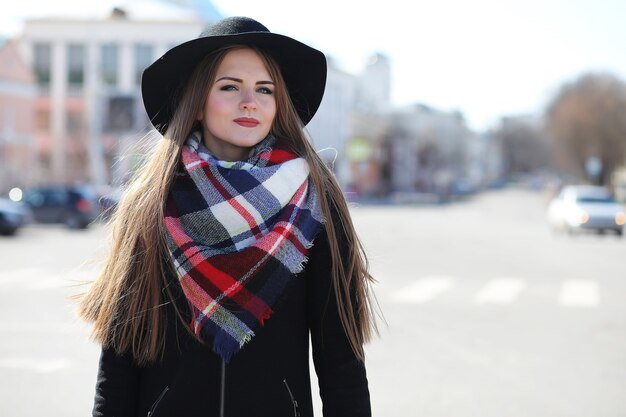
left=1, top=186, right=625, bottom=417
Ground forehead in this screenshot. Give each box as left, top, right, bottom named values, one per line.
left=216, top=48, right=271, bottom=76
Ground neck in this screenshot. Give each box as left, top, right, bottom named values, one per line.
left=204, top=142, right=251, bottom=162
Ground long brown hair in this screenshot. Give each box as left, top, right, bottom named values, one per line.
left=77, top=45, right=378, bottom=364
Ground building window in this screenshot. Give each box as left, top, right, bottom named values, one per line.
left=67, top=110, right=84, bottom=134
left=33, top=43, right=51, bottom=86
left=101, top=43, right=119, bottom=86
left=36, top=109, right=50, bottom=130
left=134, top=44, right=154, bottom=84
left=2, top=107, right=16, bottom=136
left=67, top=44, right=85, bottom=87
left=106, top=96, right=135, bottom=131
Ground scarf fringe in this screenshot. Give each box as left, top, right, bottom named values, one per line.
left=213, top=329, right=252, bottom=364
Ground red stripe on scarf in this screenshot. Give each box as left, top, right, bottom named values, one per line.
left=259, top=148, right=294, bottom=164
left=182, top=150, right=208, bottom=171
left=165, top=215, right=272, bottom=320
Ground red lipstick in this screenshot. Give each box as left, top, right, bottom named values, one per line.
left=234, top=117, right=260, bottom=127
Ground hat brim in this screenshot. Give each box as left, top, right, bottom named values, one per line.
left=141, top=32, right=327, bottom=134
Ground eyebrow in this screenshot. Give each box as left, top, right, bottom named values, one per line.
left=216, top=76, right=274, bottom=85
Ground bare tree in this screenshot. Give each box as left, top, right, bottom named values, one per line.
left=493, top=116, right=550, bottom=176
left=546, top=72, right=626, bottom=185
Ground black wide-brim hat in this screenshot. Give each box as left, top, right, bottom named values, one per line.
left=141, top=16, right=327, bottom=134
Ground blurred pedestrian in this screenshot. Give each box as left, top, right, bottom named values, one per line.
left=78, top=16, right=378, bottom=417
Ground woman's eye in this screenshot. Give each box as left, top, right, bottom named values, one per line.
left=257, top=87, right=273, bottom=95
left=219, top=84, right=237, bottom=91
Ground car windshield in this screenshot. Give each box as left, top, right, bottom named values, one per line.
left=576, top=196, right=616, bottom=203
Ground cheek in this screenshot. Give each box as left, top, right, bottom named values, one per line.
left=200, top=93, right=225, bottom=121
left=267, top=100, right=277, bottom=120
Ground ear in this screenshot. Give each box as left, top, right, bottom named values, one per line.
left=196, top=107, right=204, bottom=121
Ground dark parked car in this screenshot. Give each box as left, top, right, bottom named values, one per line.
left=0, top=197, right=32, bottom=235
left=22, top=185, right=99, bottom=229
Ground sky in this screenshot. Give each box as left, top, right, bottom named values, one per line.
left=2, top=0, right=626, bottom=131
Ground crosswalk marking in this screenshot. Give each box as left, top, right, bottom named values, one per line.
left=392, top=276, right=454, bottom=303
left=27, top=277, right=69, bottom=290
left=0, top=321, right=84, bottom=334
left=559, top=280, right=600, bottom=307
left=390, top=277, right=603, bottom=308
left=474, top=278, right=526, bottom=305
left=0, top=267, right=47, bottom=286
left=0, top=357, right=72, bottom=373
left=0, top=267, right=99, bottom=291
left=1, top=267, right=605, bottom=309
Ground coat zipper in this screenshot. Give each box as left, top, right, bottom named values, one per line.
left=283, top=379, right=300, bottom=417
left=220, top=360, right=227, bottom=417
left=147, top=386, right=169, bottom=417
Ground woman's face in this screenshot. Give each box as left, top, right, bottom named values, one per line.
left=198, top=48, right=277, bottom=161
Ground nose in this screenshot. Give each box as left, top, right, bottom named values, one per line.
left=240, top=89, right=257, bottom=112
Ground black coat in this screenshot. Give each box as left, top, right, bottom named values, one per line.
left=92, top=226, right=371, bottom=417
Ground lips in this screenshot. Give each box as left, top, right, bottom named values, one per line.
left=234, top=117, right=260, bottom=127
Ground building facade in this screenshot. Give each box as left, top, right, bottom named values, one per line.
left=18, top=2, right=213, bottom=186
left=307, top=53, right=393, bottom=193
left=388, top=104, right=472, bottom=197
left=13, top=6, right=495, bottom=202
left=0, top=39, right=37, bottom=192
left=356, top=53, right=391, bottom=113
left=306, top=57, right=359, bottom=185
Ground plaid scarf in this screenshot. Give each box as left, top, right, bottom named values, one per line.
left=164, top=131, right=323, bottom=362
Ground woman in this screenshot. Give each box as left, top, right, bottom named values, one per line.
left=79, top=16, right=377, bottom=417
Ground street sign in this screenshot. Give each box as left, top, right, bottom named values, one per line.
left=585, top=156, right=602, bottom=178
left=346, top=137, right=371, bottom=162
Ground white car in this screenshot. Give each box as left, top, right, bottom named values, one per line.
left=547, top=185, right=626, bottom=236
